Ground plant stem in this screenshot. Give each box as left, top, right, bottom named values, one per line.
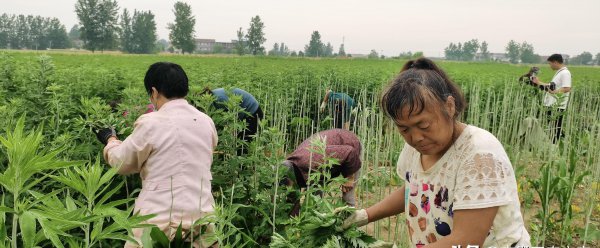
left=11, top=192, right=18, bottom=248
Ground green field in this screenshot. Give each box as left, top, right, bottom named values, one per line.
left=0, top=51, right=599, bottom=247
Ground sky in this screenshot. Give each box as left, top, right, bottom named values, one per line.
left=2, top=0, right=599, bottom=57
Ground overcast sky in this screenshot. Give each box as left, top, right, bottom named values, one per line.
left=3, top=0, right=599, bottom=56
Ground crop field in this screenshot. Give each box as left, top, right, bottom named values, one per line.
left=0, top=51, right=599, bottom=247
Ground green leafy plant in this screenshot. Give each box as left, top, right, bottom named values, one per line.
left=0, top=116, right=78, bottom=247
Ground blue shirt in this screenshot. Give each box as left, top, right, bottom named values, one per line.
left=328, top=92, right=355, bottom=109
left=211, top=88, right=260, bottom=115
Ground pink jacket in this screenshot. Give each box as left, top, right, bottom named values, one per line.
left=103, top=99, right=217, bottom=242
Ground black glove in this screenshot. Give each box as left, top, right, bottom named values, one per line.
left=538, top=82, right=557, bottom=92
left=94, top=127, right=116, bottom=145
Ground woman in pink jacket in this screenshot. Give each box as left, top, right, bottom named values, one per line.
left=95, top=62, right=218, bottom=247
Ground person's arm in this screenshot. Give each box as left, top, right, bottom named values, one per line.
left=555, top=87, right=571, bottom=93
left=531, top=76, right=548, bottom=86
left=103, top=116, right=153, bottom=175
left=341, top=186, right=405, bottom=229
left=532, top=77, right=560, bottom=93
left=424, top=207, right=499, bottom=248
left=365, top=186, right=405, bottom=222
left=341, top=171, right=355, bottom=193
left=320, top=89, right=331, bottom=112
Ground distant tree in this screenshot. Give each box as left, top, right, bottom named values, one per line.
left=269, top=42, right=279, bottom=56
left=368, top=49, right=379, bottom=59
left=28, top=16, right=45, bottom=50
left=13, top=15, right=30, bottom=49
left=596, top=53, right=600, bottom=65
left=444, top=42, right=461, bottom=60
left=290, top=51, right=297, bottom=57
left=323, top=42, right=334, bottom=57
left=155, top=39, right=169, bottom=52
left=75, top=0, right=120, bottom=52
left=304, top=31, right=323, bottom=57
left=298, top=51, right=304, bottom=57
left=0, top=14, right=13, bottom=48
left=68, top=24, right=81, bottom=48
left=130, top=10, right=156, bottom=54
left=68, top=24, right=80, bottom=40
left=519, top=42, right=540, bottom=64
left=279, top=42, right=289, bottom=56
left=505, top=40, right=520, bottom=64
left=120, top=9, right=134, bottom=52
left=570, top=51, right=594, bottom=65
left=234, top=27, right=246, bottom=56
left=0, top=14, right=69, bottom=50
left=461, top=39, right=479, bottom=61
left=45, top=18, right=70, bottom=49
left=480, top=41, right=490, bottom=60
left=338, top=43, right=346, bottom=57
left=579, top=52, right=593, bottom=65
left=168, top=1, right=195, bottom=54
left=246, top=15, right=266, bottom=55
left=398, top=51, right=413, bottom=59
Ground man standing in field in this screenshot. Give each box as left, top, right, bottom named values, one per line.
left=280, top=128, right=362, bottom=216
left=533, top=54, right=572, bottom=143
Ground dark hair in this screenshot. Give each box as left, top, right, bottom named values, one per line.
left=381, top=58, right=466, bottom=123
left=201, top=86, right=213, bottom=95
left=143, top=62, right=189, bottom=98
left=547, top=54, right=563, bottom=64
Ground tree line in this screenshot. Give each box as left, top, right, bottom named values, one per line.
left=3, top=2, right=598, bottom=61
left=0, top=13, right=70, bottom=50
left=445, top=38, right=599, bottom=65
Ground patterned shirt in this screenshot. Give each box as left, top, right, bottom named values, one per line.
left=397, top=125, right=530, bottom=247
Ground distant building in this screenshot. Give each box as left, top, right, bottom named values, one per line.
left=474, top=52, right=510, bottom=62
left=195, top=39, right=215, bottom=52
left=349, top=54, right=368, bottom=58
left=194, top=39, right=237, bottom=53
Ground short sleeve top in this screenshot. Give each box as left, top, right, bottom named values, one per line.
left=543, top=67, right=571, bottom=109
left=396, top=125, right=530, bottom=247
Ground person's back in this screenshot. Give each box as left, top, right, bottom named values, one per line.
left=328, top=92, right=355, bottom=109
left=133, top=100, right=216, bottom=217
left=100, top=62, right=218, bottom=247
left=286, top=129, right=361, bottom=183
left=211, top=87, right=260, bottom=115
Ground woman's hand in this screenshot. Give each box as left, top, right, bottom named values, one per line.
left=94, top=127, right=117, bottom=145
left=341, top=180, right=354, bottom=193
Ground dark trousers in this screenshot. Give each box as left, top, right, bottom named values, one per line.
left=546, top=108, right=565, bottom=144
left=237, top=106, right=263, bottom=154
left=332, top=102, right=351, bottom=129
